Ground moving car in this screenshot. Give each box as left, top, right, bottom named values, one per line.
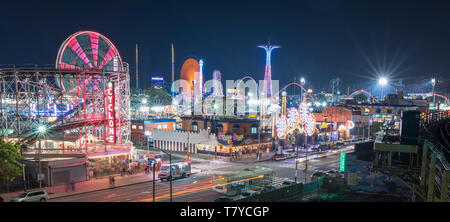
left=158, top=161, right=191, bottom=181
left=10, top=190, right=48, bottom=202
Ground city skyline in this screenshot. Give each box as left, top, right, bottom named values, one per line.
left=1, top=0, right=450, bottom=91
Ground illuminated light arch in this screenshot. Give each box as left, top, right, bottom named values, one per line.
left=279, top=82, right=316, bottom=102
left=348, top=89, right=379, bottom=103
left=236, top=75, right=257, bottom=89
left=56, top=31, right=124, bottom=72
left=276, top=101, right=316, bottom=139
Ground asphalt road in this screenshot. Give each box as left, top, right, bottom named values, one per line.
left=51, top=146, right=350, bottom=202
left=50, top=175, right=222, bottom=202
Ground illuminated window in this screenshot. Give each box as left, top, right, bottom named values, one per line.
left=132, top=125, right=136, bottom=129
left=163, top=125, right=167, bottom=129
left=192, top=122, right=198, bottom=131
left=157, top=125, right=162, bottom=129
left=138, top=125, right=143, bottom=130
left=251, top=127, right=257, bottom=134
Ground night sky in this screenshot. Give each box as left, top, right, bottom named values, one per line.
left=1, top=0, right=450, bottom=93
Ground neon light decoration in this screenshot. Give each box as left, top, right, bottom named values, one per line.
left=276, top=101, right=316, bottom=138
left=106, top=81, right=116, bottom=143
left=56, top=31, right=124, bottom=72
left=346, top=120, right=355, bottom=129
left=287, top=107, right=299, bottom=128
left=304, top=114, right=316, bottom=136
left=276, top=115, right=287, bottom=138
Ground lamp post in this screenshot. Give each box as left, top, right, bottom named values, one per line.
left=37, top=125, right=47, bottom=189
left=431, top=78, right=436, bottom=105
left=295, top=132, right=299, bottom=183
left=145, top=131, right=151, bottom=151
left=300, top=77, right=305, bottom=104
left=159, top=149, right=172, bottom=202
left=378, top=77, right=388, bottom=100
left=152, top=158, right=156, bottom=202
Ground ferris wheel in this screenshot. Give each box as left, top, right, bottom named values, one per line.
left=56, top=31, right=124, bottom=72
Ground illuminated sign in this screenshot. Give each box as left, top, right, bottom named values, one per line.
left=340, top=153, right=346, bottom=172
left=346, top=120, right=355, bottom=129
left=218, top=134, right=244, bottom=142
left=106, top=81, right=116, bottom=143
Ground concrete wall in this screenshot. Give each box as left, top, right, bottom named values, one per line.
left=153, top=129, right=218, bottom=153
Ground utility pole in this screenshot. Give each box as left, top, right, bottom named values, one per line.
left=431, top=78, right=436, bottom=105
left=295, top=133, right=299, bottom=183
left=169, top=152, right=172, bottom=202
left=152, top=159, right=156, bottom=202
left=258, top=126, right=261, bottom=161
left=171, top=43, right=175, bottom=98
left=304, top=134, right=308, bottom=184
left=159, top=149, right=172, bottom=202
left=136, top=44, right=139, bottom=89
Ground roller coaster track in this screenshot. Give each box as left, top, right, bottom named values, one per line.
left=348, top=89, right=379, bottom=103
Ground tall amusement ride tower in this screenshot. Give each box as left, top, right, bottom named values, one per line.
left=258, top=42, right=280, bottom=97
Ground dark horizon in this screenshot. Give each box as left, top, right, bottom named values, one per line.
left=1, top=0, right=450, bottom=94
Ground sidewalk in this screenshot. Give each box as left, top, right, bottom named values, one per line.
left=1, top=172, right=157, bottom=202
left=145, top=147, right=275, bottom=164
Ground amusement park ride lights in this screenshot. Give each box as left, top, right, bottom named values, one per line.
left=276, top=98, right=316, bottom=139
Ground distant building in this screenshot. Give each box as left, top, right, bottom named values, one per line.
left=131, top=119, right=177, bottom=146
left=314, top=106, right=355, bottom=141
left=150, top=75, right=171, bottom=91
left=153, top=116, right=273, bottom=156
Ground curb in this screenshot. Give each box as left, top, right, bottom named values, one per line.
left=49, top=177, right=160, bottom=200
left=49, top=172, right=200, bottom=200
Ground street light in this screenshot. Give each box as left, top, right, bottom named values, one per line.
left=300, top=77, right=305, bottom=103
left=431, top=78, right=436, bottom=105
left=142, top=98, right=147, bottom=104
left=159, top=149, right=172, bottom=202
left=145, top=131, right=151, bottom=151
left=378, top=77, right=388, bottom=100
left=37, top=124, right=47, bottom=189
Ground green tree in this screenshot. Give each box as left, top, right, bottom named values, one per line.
left=0, top=140, right=24, bottom=183
left=130, top=87, right=173, bottom=112
left=354, top=93, right=368, bottom=103
left=370, top=122, right=383, bottom=137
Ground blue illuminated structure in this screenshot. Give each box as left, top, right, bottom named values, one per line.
left=258, top=42, right=280, bottom=97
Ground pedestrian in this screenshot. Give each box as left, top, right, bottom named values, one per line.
left=71, top=180, right=75, bottom=191
left=111, top=176, right=115, bottom=187
left=144, top=164, right=147, bottom=174
left=109, top=176, right=112, bottom=185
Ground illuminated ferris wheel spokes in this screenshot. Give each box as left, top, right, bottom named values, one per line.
left=56, top=31, right=124, bottom=72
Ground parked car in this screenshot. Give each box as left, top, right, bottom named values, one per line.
left=242, top=190, right=259, bottom=197
left=10, top=190, right=48, bottom=202
left=282, top=181, right=296, bottom=187
left=327, top=170, right=342, bottom=177
left=214, top=196, right=234, bottom=202
left=311, top=172, right=327, bottom=181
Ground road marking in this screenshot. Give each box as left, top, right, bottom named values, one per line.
left=104, top=193, right=117, bottom=199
